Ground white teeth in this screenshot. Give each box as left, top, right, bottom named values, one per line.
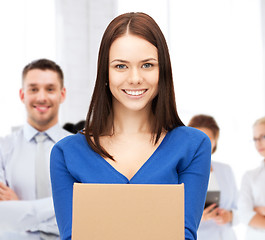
left=124, top=90, right=146, bottom=96
left=36, top=106, right=48, bottom=109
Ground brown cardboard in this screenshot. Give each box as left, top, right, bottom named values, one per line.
left=72, top=183, right=184, bottom=240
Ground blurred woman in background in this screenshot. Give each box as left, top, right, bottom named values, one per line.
left=189, top=114, right=238, bottom=240
left=238, top=116, right=265, bottom=240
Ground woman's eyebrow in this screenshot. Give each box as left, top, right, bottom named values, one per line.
left=141, top=58, right=158, bottom=62
left=110, top=59, right=129, bottom=63
left=110, top=58, right=158, bottom=63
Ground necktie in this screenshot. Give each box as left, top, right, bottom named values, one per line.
left=35, top=133, right=50, bottom=199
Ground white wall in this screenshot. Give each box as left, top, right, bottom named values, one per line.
left=0, top=0, right=56, bottom=136
left=55, top=0, right=118, bottom=124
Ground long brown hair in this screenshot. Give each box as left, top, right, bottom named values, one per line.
left=84, top=12, right=184, bottom=160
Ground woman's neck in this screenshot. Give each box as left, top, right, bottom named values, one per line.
left=110, top=107, right=154, bottom=136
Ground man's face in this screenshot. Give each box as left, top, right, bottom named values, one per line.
left=19, top=69, right=66, bottom=131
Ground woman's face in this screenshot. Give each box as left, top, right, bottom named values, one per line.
left=196, top=127, right=217, bottom=154
left=108, top=34, right=159, bottom=114
left=253, top=123, right=265, bottom=158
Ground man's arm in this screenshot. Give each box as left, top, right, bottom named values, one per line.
left=0, top=151, right=58, bottom=235
left=0, top=197, right=59, bottom=235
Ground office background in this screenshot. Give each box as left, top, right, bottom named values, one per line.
left=0, top=0, right=264, bottom=237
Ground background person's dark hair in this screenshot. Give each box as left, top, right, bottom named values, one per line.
left=63, top=123, right=75, bottom=134
left=84, top=12, right=184, bottom=160
left=188, top=114, right=220, bottom=153
left=63, top=120, right=85, bottom=134
left=22, top=58, right=64, bottom=88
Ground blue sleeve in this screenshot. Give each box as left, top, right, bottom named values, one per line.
left=179, top=136, right=211, bottom=240
left=50, top=143, right=75, bottom=240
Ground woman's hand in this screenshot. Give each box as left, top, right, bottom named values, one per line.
left=202, top=204, right=233, bottom=225
left=213, top=209, right=233, bottom=225
left=201, top=203, right=219, bottom=221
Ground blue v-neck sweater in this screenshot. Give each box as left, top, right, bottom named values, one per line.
left=50, top=126, right=211, bottom=240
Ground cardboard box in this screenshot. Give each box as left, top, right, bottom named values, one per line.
left=72, top=183, right=184, bottom=240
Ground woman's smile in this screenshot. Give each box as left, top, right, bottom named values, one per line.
left=123, top=89, right=148, bottom=96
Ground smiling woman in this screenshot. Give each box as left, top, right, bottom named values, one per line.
left=50, top=12, right=211, bottom=240
left=108, top=34, right=159, bottom=113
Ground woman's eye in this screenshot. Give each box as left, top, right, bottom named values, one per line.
left=116, top=64, right=127, bottom=69
left=142, top=63, right=153, bottom=69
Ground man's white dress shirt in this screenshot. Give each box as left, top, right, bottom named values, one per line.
left=0, top=123, right=70, bottom=238
left=238, top=160, right=265, bottom=240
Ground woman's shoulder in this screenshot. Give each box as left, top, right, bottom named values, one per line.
left=165, top=126, right=211, bottom=154
left=169, top=126, right=210, bottom=142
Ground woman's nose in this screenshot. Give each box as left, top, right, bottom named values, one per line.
left=128, top=67, right=143, bottom=85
